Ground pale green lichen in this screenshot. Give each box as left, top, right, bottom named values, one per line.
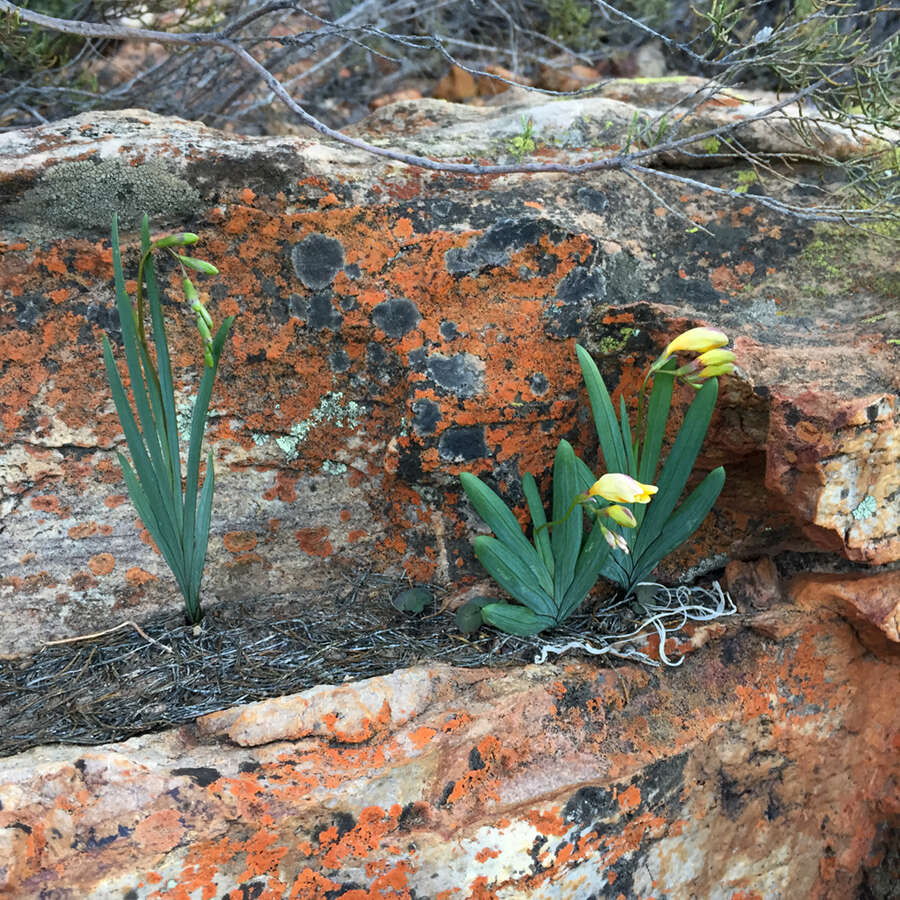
left=321, top=460, right=347, bottom=475
left=14, top=158, right=200, bottom=234
left=852, top=495, right=877, bottom=520
left=274, top=391, right=364, bottom=460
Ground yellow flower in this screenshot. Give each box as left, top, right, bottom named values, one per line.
left=662, top=327, right=728, bottom=359
left=698, top=362, right=735, bottom=378
left=604, top=504, right=638, bottom=528
left=695, top=348, right=735, bottom=368
left=588, top=473, right=658, bottom=504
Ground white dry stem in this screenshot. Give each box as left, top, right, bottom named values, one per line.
left=533, top=580, right=736, bottom=667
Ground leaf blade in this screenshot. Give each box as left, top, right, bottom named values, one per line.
left=473, top=536, right=556, bottom=618
left=576, top=344, right=627, bottom=474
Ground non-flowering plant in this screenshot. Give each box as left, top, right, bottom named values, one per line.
left=460, top=327, right=735, bottom=636
left=102, top=214, right=234, bottom=624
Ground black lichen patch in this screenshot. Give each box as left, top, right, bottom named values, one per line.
left=544, top=265, right=606, bottom=339
left=445, top=218, right=561, bottom=275
left=634, top=752, right=688, bottom=819
left=468, top=746, right=485, bottom=771
left=372, top=297, right=421, bottom=338
left=171, top=766, right=222, bottom=788
left=291, top=233, right=345, bottom=290
left=307, top=293, right=343, bottom=331
left=425, top=353, right=484, bottom=397
left=438, top=426, right=488, bottom=461
left=440, top=320, right=460, bottom=341
left=528, top=372, right=549, bottom=396
left=563, top=785, right=617, bottom=829
left=412, top=398, right=441, bottom=436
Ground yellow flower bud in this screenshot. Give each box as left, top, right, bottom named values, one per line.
left=698, top=362, right=734, bottom=378
left=663, top=327, right=728, bottom=359
left=588, top=473, right=658, bottom=504
left=696, top=348, right=735, bottom=367
left=604, top=504, right=638, bottom=527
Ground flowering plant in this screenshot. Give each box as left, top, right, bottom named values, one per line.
left=102, top=214, right=234, bottom=624
left=460, top=328, right=734, bottom=635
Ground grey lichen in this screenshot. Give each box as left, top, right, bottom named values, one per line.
left=274, top=391, right=364, bottom=460
left=14, top=158, right=200, bottom=234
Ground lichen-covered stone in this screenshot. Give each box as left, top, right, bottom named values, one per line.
left=0, top=576, right=897, bottom=898
left=0, top=98, right=897, bottom=658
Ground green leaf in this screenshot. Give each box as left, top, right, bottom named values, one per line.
left=460, top=472, right=552, bottom=595
left=560, top=521, right=611, bottom=621
left=634, top=359, right=676, bottom=534
left=573, top=454, right=595, bottom=493
left=472, top=536, right=556, bottom=618
left=392, top=586, right=432, bottom=613
left=455, top=597, right=492, bottom=634
left=522, top=472, right=553, bottom=578
left=551, top=439, right=581, bottom=606
left=576, top=344, right=627, bottom=474
left=632, top=378, right=718, bottom=562
left=188, top=451, right=216, bottom=615
left=481, top=603, right=553, bottom=636
left=116, top=452, right=187, bottom=598
left=638, top=359, right=676, bottom=486
left=102, top=336, right=181, bottom=551
left=629, top=466, right=725, bottom=587
left=109, top=214, right=167, bottom=485
left=183, top=317, right=234, bottom=578
left=142, top=215, right=182, bottom=517
left=620, top=395, right=636, bottom=478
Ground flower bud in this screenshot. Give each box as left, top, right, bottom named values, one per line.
left=176, top=255, right=219, bottom=275
left=588, top=473, right=658, bottom=504
left=698, top=362, right=735, bottom=378
left=603, top=504, right=638, bottom=528
left=600, top=524, right=630, bottom=554
left=152, top=233, right=199, bottom=249
left=662, top=327, right=728, bottom=359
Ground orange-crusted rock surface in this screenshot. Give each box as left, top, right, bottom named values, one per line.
left=0, top=95, right=897, bottom=661
left=0, top=574, right=897, bottom=898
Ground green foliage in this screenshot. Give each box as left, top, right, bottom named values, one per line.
left=576, top=345, right=725, bottom=592
left=508, top=115, right=536, bottom=161
left=543, top=0, right=592, bottom=45
left=102, top=214, right=234, bottom=624
left=461, top=336, right=730, bottom=636
left=1, top=0, right=223, bottom=102
left=460, top=440, right=613, bottom=636
left=392, top=587, right=432, bottom=612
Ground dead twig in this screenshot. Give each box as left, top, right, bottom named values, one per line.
left=44, top=620, right=174, bottom=653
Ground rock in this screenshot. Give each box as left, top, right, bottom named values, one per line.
left=790, top=570, right=900, bottom=644
left=0, top=91, right=897, bottom=656
left=370, top=88, right=423, bottom=110
left=725, top=557, right=781, bottom=609
left=0, top=591, right=897, bottom=898
left=433, top=65, right=477, bottom=102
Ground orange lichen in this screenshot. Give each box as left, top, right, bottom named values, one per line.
left=295, top=527, right=334, bottom=558
left=409, top=726, right=437, bottom=751
left=88, top=553, right=115, bottom=576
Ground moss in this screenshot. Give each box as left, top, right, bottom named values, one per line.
left=14, top=158, right=200, bottom=234
left=596, top=326, right=637, bottom=355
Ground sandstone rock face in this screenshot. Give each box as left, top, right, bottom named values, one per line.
left=0, top=94, right=897, bottom=660
left=0, top=577, right=897, bottom=898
